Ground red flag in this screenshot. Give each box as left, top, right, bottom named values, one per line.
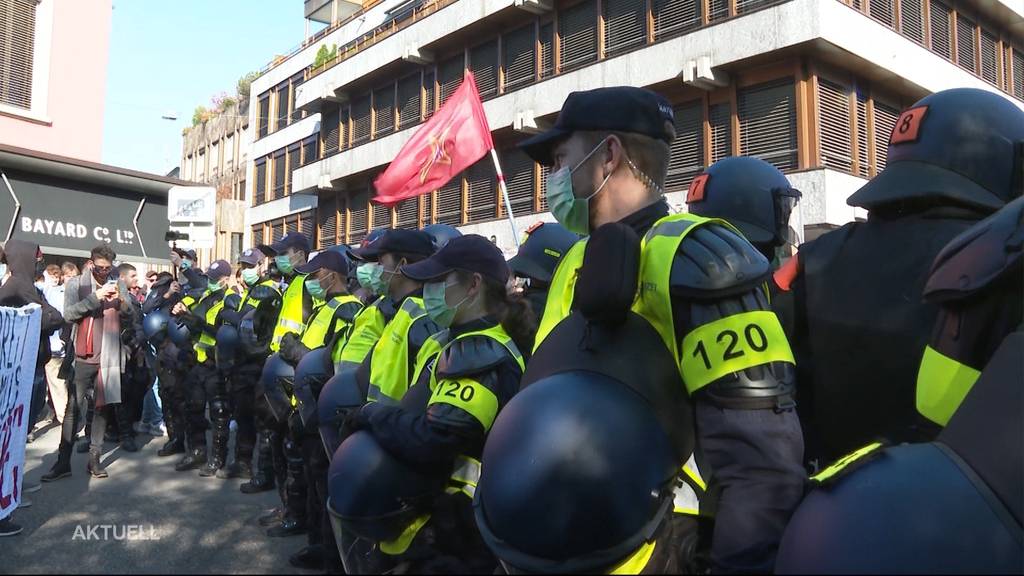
left=372, top=71, right=493, bottom=206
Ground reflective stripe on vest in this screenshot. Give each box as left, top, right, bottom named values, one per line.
left=610, top=541, right=657, bottom=575
left=447, top=455, right=482, bottom=499
left=378, top=513, right=432, bottom=556
left=916, top=345, right=982, bottom=426
left=332, top=297, right=387, bottom=371
left=426, top=325, right=526, bottom=432
left=672, top=453, right=707, bottom=515
left=194, top=288, right=226, bottom=364
left=811, top=442, right=884, bottom=483
left=300, top=294, right=360, bottom=349
left=367, top=297, right=428, bottom=405
left=533, top=240, right=588, bottom=352
left=272, top=274, right=316, bottom=351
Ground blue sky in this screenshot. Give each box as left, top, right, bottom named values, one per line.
left=102, top=1, right=307, bottom=175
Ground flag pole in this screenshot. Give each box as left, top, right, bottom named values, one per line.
left=489, top=148, right=521, bottom=249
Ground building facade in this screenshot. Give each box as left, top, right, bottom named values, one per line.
left=179, top=102, right=251, bottom=265
left=245, top=0, right=1024, bottom=254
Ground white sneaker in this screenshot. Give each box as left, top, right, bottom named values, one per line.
left=148, top=423, right=166, bottom=437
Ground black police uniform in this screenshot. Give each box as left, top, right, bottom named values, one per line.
left=143, top=282, right=191, bottom=457
left=775, top=88, right=1024, bottom=467
left=507, top=222, right=579, bottom=334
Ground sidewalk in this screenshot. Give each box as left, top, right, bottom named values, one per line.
left=0, top=424, right=308, bottom=574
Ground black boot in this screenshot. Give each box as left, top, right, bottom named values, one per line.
left=240, top=475, right=274, bottom=494
left=76, top=437, right=90, bottom=454
left=266, top=515, right=307, bottom=538
left=119, top=435, right=139, bottom=453
left=158, top=436, right=185, bottom=457
left=200, top=408, right=230, bottom=478
left=288, top=545, right=325, bottom=570
left=41, top=443, right=73, bottom=482
left=174, top=447, right=207, bottom=471
left=258, top=507, right=284, bottom=527
left=217, top=460, right=252, bottom=479
left=87, top=448, right=108, bottom=479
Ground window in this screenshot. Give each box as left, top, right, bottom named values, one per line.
left=956, top=15, right=977, bottom=73
left=371, top=199, right=392, bottom=231
left=708, top=102, right=732, bottom=163
left=231, top=233, right=243, bottom=264
left=290, top=73, right=305, bottom=122
left=350, top=190, right=369, bottom=244
left=1014, top=49, right=1024, bottom=99
left=868, top=0, right=894, bottom=28
left=438, top=56, right=464, bottom=106
left=652, top=0, right=700, bottom=41
left=502, top=148, right=537, bottom=216
left=252, top=224, right=265, bottom=245
left=424, top=70, right=436, bottom=118
left=397, top=73, right=422, bottom=129
left=0, top=0, right=36, bottom=110
left=855, top=91, right=869, bottom=178
left=665, top=100, right=703, bottom=193
left=603, top=0, right=646, bottom=57
left=254, top=160, right=267, bottom=205
left=503, top=25, right=536, bottom=92
left=470, top=40, right=499, bottom=99
left=272, top=151, right=286, bottom=199
left=425, top=188, right=436, bottom=224
left=539, top=22, right=555, bottom=79
left=437, top=174, right=463, bottom=225
left=287, top=143, right=300, bottom=194
left=929, top=1, right=953, bottom=61
left=351, top=94, right=372, bottom=145
left=395, top=198, right=419, bottom=229
left=258, top=94, right=270, bottom=138
left=980, top=31, right=998, bottom=85
left=302, top=135, right=318, bottom=166
left=817, top=77, right=853, bottom=172
left=873, top=99, right=900, bottom=173
left=275, top=81, right=291, bottom=131
left=236, top=179, right=245, bottom=202
left=559, top=0, right=598, bottom=71
left=736, top=0, right=775, bottom=13
left=467, top=160, right=496, bottom=223
left=373, top=84, right=396, bottom=138
left=323, top=106, right=340, bottom=155
left=899, top=0, right=924, bottom=44
left=274, top=220, right=285, bottom=242
left=709, top=0, right=728, bottom=21
left=286, top=215, right=299, bottom=235
left=224, top=133, right=235, bottom=170
left=299, top=211, right=315, bottom=241
left=318, top=195, right=337, bottom=248
left=738, top=78, right=798, bottom=171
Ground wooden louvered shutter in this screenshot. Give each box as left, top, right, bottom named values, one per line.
left=374, top=84, right=396, bottom=138
left=467, top=160, right=496, bottom=223
left=286, top=215, right=299, bottom=235
left=538, top=165, right=550, bottom=212
left=395, top=198, right=418, bottom=229
left=652, top=0, right=700, bottom=41
left=286, top=144, right=299, bottom=195
left=470, top=40, right=499, bottom=99
left=872, top=100, right=900, bottom=173
left=665, top=101, right=703, bottom=193
left=603, top=0, right=646, bottom=57
left=739, top=79, right=798, bottom=171
left=273, top=151, right=286, bottom=199
left=349, top=191, right=369, bottom=244
left=979, top=31, right=998, bottom=85
left=868, top=0, right=894, bottom=28
left=252, top=225, right=264, bottom=245
left=299, top=211, right=315, bottom=241
left=397, top=73, right=421, bottom=129
left=351, top=94, right=372, bottom=145
left=956, top=16, right=977, bottom=73
left=258, top=95, right=270, bottom=137
left=559, top=0, right=598, bottom=71
left=423, top=70, right=436, bottom=119
left=274, top=220, right=286, bottom=242
left=254, top=160, right=267, bottom=205
left=708, top=102, right=732, bottom=163
left=817, top=78, right=853, bottom=172
left=736, top=0, right=774, bottom=13
left=319, top=196, right=338, bottom=248
left=276, top=81, right=291, bottom=130
left=371, top=200, right=392, bottom=231
left=855, top=92, right=869, bottom=178
left=323, top=106, right=340, bottom=155
left=425, top=189, right=436, bottom=224
left=709, top=0, right=729, bottom=21
left=929, top=1, right=953, bottom=60
left=302, top=136, right=318, bottom=166
left=503, top=25, right=536, bottom=91
left=899, top=0, right=924, bottom=44
left=437, top=174, right=463, bottom=226
left=502, top=148, right=535, bottom=217
left=1014, top=49, right=1024, bottom=98
left=439, top=56, right=464, bottom=106
left=0, top=0, right=36, bottom=110
left=539, top=23, right=555, bottom=79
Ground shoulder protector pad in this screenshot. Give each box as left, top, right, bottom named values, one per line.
left=376, top=297, right=400, bottom=323
left=334, top=302, right=362, bottom=324
left=670, top=223, right=772, bottom=300
left=185, top=287, right=206, bottom=301
left=436, top=335, right=510, bottom=379
left=924, top=196, right=1024, bottom=304
left=249, top=284, right=281, bottom=301
left=407, top=315, right=442, bottom=351
left=223, top=293, right=242, bottom=311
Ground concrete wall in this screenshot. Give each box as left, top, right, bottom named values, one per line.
left=0, top=0, right=111, bottom=162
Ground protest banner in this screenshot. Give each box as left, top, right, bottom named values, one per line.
left=0, top=304, right=41, bottom=520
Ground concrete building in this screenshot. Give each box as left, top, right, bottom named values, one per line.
left=180, top=101, right=251, bottom=265
left=0, top=0, right=182, bottom=267
left=245, top=0, right=1024, bottom=254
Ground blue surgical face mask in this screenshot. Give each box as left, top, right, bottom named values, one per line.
left=275, top=254, right=294, bottom=276
left=240, top=267, right=260, bottom=287
left=356, top=264, right=377, bottom=293
left=546, top=138, right=613, bottom=235
left=306, top=278, right=326, bottom=300
left=180, top=259, right=192, bottom=271
left=207, top=281, right=223, bottom=292
left=423, top=279, right=472, bottom=328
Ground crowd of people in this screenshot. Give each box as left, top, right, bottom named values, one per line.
left=0, top=83, right=1020, bottom=574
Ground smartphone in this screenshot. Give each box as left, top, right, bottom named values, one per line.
left=106, top=279, right=118, bottom=286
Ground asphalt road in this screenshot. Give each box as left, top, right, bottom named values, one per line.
left=0, top=423, right=310, bottom=574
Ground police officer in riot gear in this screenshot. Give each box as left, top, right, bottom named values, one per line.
left=479, top=86, right=805, bottom=573
left=685, top=156, right=802, bottom=265
left=775, top=87, right=1024, bottom=467
left=775, top=196, right=1024, bottom=573
left=141, top=272, right=189, bottom=457
left=171, top=260, right=233, bottom=475
left=331, top=235, right=534, bottom=574
left=507, top=221, right=578, bottom=325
